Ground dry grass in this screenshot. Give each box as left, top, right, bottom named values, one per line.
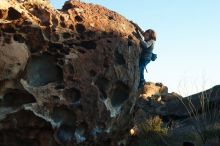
left=136, top=116, right=169, bottom=146
left=177, top=87, right=220, bottom=144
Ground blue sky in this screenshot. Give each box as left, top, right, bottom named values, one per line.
left=51, top=0, right=220, bottom=96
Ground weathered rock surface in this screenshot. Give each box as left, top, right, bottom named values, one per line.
left=139, top=82, right=182, bottom=102
left=0, top=0, right=141, bottom=145
left=136, top=83, right=220, bottom=124
left=132, top=83, right=220, bottom=146
left=135, top=82, right=182, bottom=123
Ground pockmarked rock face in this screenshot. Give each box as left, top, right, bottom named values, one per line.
left=139, top=82, right=168, bottom=100
left=0, top=0, right=141, bottom=145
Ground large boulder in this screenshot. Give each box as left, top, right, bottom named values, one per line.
left=0, top=0, right=141, bottom=145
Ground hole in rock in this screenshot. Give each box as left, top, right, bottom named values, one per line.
left=128, top=39, right=133, bottom=47
left=80, top=40, right=97, bottom=50
left=89, top=69, right=97, bottom=77
left=114, top=50, right=126, bottom=65
left=2, top=89, right=36, bottom=107
left=48, top=42, right=63, bottom=52
left=55, top=84, right=65, bottom=90
left=4, top=35, right=11, bottom=44
left=132, top=31, right=141, bottom=39
left=60, top=22, right=66, bottom=28
left=57, top=59, right=65, bottom=66
left=102, top=31, right=108, bottom=36
left=102, top=138, right=112, bottom=146
left=128, top=35, right=133, bottom=40
left=103, top=57, right=110, bottom=68
left=80, top=35, right=85, bottom=40
left=75, top=16, right=83, bottom=22
left=60, top=15, right=65, bottom=21
left=66, top=76, right=73, bottom=81
left=95, top=77, right=110, bottom=99
left=3, top=26, right=16, bottom=33
left=183, top=142, right=195, bottom=146
left=20, top=26, right=45, bottom=53
left=62, top=32, right=71, bottom=39
left=0, top=109, right=52, bottom=128
left=0, top=109, right=55, bottom=146
left=77, top=49, right=86, bottom=54
left=61, top=48, right=70, bottom=54
left=7, top=7, right=21, bottom=20
left=78, top=122, right=88, bottom=130
left=110, top=81, right=130, bottom=107
left=69, top=24, right=74, bottom=30
left=53, top=53, right=64, bottom=59
left=84, top=30, right=96, bottom=38
left=17, top=139, right=38, bottom=146
left=107, top=40, right=112, bottom=43
left=52, top=16, right=59, bottom=28
left=56, top=124, right=75, bottom=145
left=52, top=95, right=60, bottom=101
left=13, top=34, right=25, bottom=43
left=51, top=106, right=76, bottom=125
left=75, top=24, right=86, bottom=34
left=63, top=88, right=81, bottom=103
left=24, top=54, right=63, bottom=87
left=108, top=16, right=114, bottom=20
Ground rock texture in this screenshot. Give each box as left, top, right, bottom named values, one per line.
left=135, top=83, right=220, bottom=128
left=132, top=83, right=220, bottom=146
left=0, top=0, right=141, bottom=145
left=134, top=82, right=182, bottom=123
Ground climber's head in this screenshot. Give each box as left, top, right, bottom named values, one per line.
left=143, top=29, right=156, bottom=41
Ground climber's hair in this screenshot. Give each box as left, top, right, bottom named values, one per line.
left=144, top=29, right=156, bottom=41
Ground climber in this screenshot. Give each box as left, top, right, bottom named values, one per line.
left=137, top=29, right=157, bottom=88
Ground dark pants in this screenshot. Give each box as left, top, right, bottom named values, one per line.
left=139, top=58, right=150, bottom=87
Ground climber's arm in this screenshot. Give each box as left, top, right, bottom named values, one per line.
left=140, top=40, right=154, bottom=48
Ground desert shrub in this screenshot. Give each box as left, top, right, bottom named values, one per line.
left=138, top=116, right=167, bottom=136
left=179, top=91, right=220, bottom=144
left=202, top=123, right=220, bottom=141
left=137, top=116, right=169, bottom=145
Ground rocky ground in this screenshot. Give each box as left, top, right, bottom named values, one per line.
left=0, top=1, right=220, bottom=146
left=133, top=83, right=220, bottom=146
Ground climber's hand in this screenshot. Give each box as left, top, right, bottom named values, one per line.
left=140, top=33, right=145, bottom=41
left=137, top=30, right=144, bottom=40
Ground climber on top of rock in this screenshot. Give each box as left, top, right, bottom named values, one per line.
left=137, top=29, right=157, bottom=89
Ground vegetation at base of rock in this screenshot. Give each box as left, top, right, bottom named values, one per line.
left=136, top=116, right=169, bottom=146
left=181, top=91, right=220, bottom=144
left=138, top=116, right=167, bottom=136
left=133, top=83, right=220, bottom=146
left=202, top=123, right=220, bottom=141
